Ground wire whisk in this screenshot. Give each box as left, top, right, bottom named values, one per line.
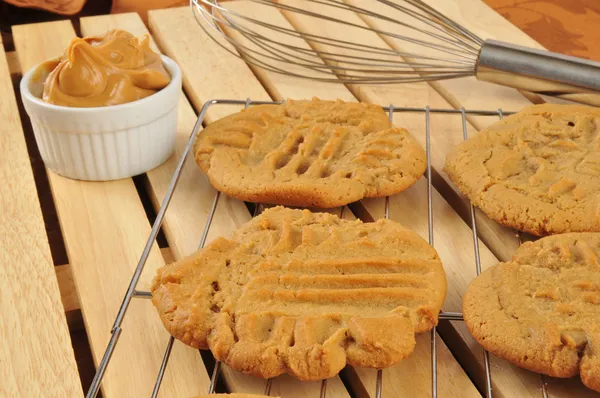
left=192, top=0, right=600, bottom=106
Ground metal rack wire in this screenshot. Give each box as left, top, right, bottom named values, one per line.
left=85, top=99, right=550, bottom=398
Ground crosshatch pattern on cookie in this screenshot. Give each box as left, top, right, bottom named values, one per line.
left=151, top=207, right=446, bottom=381
left=463, top=233, right=600, bottom=392
left=194, top=98, right=427, bottom=208
left=445, top=104, right=600, bottom=236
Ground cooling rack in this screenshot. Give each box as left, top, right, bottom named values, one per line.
left=85, top=99, right=551, bottom=398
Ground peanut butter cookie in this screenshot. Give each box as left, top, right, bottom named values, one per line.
left=152, top=207, right=446, bottom=380
left=194, top=98, right=426, bottom=208
left=445, top=104, right=600, bottom=236
left=463, top=233, right=600, bottom=392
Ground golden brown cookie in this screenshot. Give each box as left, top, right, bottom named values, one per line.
left=152, top=207, right=446, bottom=380
left=463, top=233, right=600, bottom=392
left=194, top=98, right=426, bottom=208
left=444, top=104, right=600, bottom=236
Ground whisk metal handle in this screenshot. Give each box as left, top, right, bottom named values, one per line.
left=476, top=40, right=600, bottom=106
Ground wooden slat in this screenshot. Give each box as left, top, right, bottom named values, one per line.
left=54, top=246, right=174, bottom=315
left=148, top=7, right=270, bottom=123
left=0, top=34, right=83, bottom=398
left=6, top=50, right=20, bottom=76
left=12, top=20, right=209, bottom=397
left=55, top=246, right=175, bottom=315
left=150, top=4, right=479, bottom=398
left=281, top=1, right=597, bottom=397
left=55, top=264, right=79, bottom=313
left=109, top=0, right=188, bottom=22
left=159, top=246, right=175, bottom=264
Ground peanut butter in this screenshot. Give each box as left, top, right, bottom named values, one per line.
left=42, top=29, right=171, bottom=107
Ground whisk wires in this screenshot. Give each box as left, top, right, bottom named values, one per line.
left=191, top=0, right=483, bottom=84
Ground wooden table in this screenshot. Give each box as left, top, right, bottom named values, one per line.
left=484, top=0, right=600, bottom=62
left=2, top=1, right=599, bottom=397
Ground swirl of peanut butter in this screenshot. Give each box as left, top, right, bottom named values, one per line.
left=42, top=29, right=171, bottom=107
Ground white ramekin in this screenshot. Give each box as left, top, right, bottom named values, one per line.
left=20, top=55, right=182, bottom=181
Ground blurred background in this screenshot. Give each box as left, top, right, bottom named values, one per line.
left=0, top=0, right=599, bottom=61
left=0, top=0, right=187, bottom=51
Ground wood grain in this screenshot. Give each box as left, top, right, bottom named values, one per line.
left=149, top=7, right=270, bottom=123
left=484, top=0, right=600, bottom=61
left=0, top=34, right=82, bottom=397
left=5, top=51, right=20, bottom=75
left=110, top=0, right=187, bottom=22
left=12, top=20, right=209, bottom=398
left=55, top=264, right=79, bottom=313
left=52, top=246, right=174, bottom=318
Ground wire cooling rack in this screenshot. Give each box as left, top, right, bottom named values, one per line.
left=85, top=99, right=550, bottom=398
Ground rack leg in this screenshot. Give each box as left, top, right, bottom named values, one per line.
left=375, top=369, right=383, bottom=398
left=86, top=327, right=122, bottom=398
left=264, top=378, right=273, bottom=395
left=540, top=375, right=549, bottom=398
left=461, top=108, right=494, bottom=397
left=208, top=361, right=221, bottom=394
left=320, top=379, right=327, bottom=398
left=151, top=336, right=175, bottom=398
left=431, top=327, right=438, bottom=398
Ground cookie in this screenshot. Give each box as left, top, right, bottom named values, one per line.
left=444, top=104, right=600, bottom=236
left=463, top=233, right=600, bottom=392
left=152, top=207, right=446, bottom=380
left=194, top=98, right=426, bottom=208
